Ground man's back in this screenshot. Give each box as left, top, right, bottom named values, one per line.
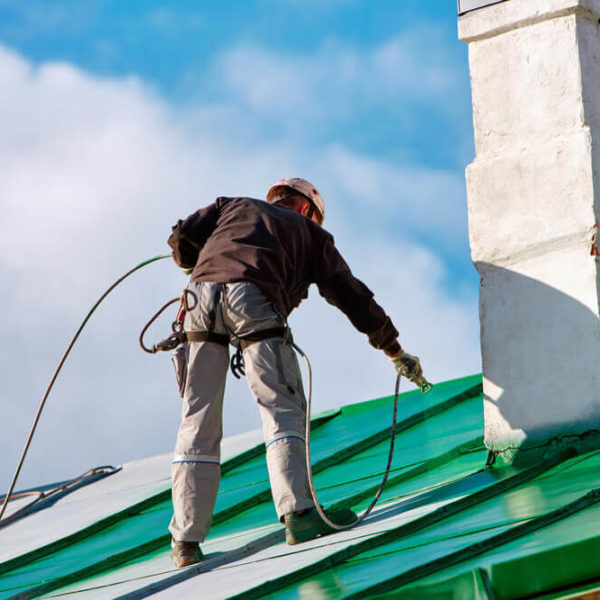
left=169, top=195, right=399, bottom=352
left=169, top=196, right=329, bottom=315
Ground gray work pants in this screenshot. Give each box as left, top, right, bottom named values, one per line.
left=168, top=281, right=314, bottom=543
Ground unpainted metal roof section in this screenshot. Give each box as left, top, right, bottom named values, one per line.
left=457, top=0, right=510, bottom=16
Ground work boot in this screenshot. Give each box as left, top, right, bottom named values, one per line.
left=284, top=507, right=357, bottom=545
left=171, top=540, right=203, bottom=568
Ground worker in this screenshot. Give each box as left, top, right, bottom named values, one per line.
left=167, top=177, right=427, bottom=568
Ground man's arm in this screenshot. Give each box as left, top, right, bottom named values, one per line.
left=168, top=202, right=220, bottom=270
left=315, top=236, right=431, bottom=391
left=315, top=236, right=400, bottom=355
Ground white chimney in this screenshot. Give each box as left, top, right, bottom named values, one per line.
left=458, top=0, right=600, bottom=462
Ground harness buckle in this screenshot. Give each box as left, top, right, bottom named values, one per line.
left=155, top=331, right=186, bottom=353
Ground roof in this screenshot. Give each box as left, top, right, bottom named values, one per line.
left=1, top=373, right=600, bottom=599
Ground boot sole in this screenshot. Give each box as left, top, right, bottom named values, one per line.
left=172, top=555, right=201, bottom=568
left=171, top=552, right=203, bottom=568
left=285, top=509, right=358, bottom=545
left=286, top=525, right=335, bottom=545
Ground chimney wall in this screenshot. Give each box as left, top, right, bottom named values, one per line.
left=459, top=0, right=600, bottom=460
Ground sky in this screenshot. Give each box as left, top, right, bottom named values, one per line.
left=0, top=0, right=481, bottom=491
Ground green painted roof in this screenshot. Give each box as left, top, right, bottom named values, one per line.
left=1, top=373, right=600, bottom=599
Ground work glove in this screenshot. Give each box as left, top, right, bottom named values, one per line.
left=390, top=352, right=432, bottom=393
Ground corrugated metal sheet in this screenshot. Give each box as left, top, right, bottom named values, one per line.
left=1, top=373, right=600, bottom=599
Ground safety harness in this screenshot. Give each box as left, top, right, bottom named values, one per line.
left=139, top=289, right=289, bottom=378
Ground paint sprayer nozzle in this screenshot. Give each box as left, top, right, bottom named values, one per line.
left=415, top=376, right=433, bottom=394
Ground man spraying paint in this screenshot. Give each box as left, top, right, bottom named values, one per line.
left=167, top=177, right=428, bottom=568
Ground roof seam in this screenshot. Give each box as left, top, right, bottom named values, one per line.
left=311, top=384, right=482, bottom=475
left=228, top=447, right=578, bottom=600
left=352, top=489, right=600, bottom=598
left=331, top=436, right=484, bottom=511
left=0, top=412, right=339, bottom=576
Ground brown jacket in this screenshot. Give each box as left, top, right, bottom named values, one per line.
left=168, top=197, right=400, bottom=354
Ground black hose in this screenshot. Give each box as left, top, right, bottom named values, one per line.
left=139, top=297, right=181, bottom=353
left=293, top=342, right=401, bottom=530
left=0, top=254, right=171, bottom=521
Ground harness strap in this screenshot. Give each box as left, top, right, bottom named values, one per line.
left=151, top=326, right=288, bottom=354
left=237, top=327, right=288, bottom=350
left=185, top=330, right=229, bottom=346
left=187, top=326, right=288, bottom=348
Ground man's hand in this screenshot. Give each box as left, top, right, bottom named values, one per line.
left=390, top=352, right=422, bottom=380
left=389, top=352, right=432, bottom=393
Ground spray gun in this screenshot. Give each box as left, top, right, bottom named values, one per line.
left=390, top=351, right=432, bottom=394
left=415, top=375, right=433, bottom=394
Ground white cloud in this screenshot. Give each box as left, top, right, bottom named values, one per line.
left=214, top=25, right=467, bottom=125
left=0, top=41, right=479, bottom=492
left=320, top=145, right=469, bottom=248
left=372, top=26, right=461, bottom=98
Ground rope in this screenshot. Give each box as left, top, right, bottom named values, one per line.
left=293, top=341, right=401, bottom=530
left=0, top=254, right=171, bottom=521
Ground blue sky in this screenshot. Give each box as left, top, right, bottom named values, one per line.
left=0, top=1, right=480, bottom=489
left=0, top=1, right=473, bottom=177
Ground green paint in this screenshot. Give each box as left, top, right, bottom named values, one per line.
left=0, top=376, right=482, bottom=598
